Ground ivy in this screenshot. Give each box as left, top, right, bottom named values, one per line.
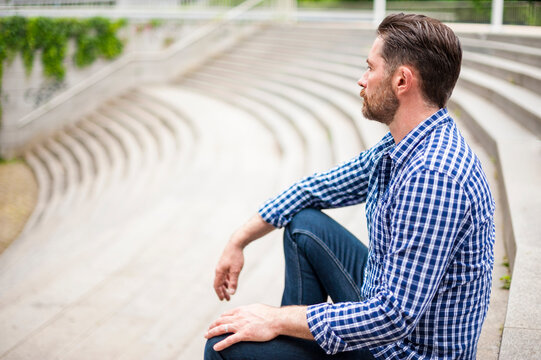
left=0, top=16, right=127, bottom=122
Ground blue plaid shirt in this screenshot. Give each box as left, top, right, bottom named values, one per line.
left=259, top=109, right=495, bottom=359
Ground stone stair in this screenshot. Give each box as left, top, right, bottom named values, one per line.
left=450, top=29, right=541, bottom=360
left=0, top=23, right=538, bottom=359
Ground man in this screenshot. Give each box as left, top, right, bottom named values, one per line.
left=204, top=13, right=495, bottom=360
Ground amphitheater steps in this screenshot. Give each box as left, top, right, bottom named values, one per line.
left=184, top=71, right=334, bottom=174
left=458, top=67, right=541, bottom=138
left=176, top=77, right=305, bottom=186
left=191, top=63, right=360, bottom=164
left=56, top=130, right=96, bottom=208
left=460, top=36, right=541, bottom=68
left=462, top=51, right=541, bottom=94
left=69, top=122, right=118, bottom=208
left=458, top=31, right=541, bottom=49
left=20, top=151, right=50, bottom=233
left=97, top=107, right=159, bottom=207
left=30, top=143, right=66, bottom=228
left=2, top=23, right=533, bottom=360
left=209, top=51, right=387, bottom=147
left=449, top=84, right=541, bottom=359
left=123, top=90, right=198, bottom=188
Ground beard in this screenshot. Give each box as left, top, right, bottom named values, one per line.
left=360, top=76, right=399, bottom=126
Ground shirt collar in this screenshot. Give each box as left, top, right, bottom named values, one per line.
left=387, top=108, right=452, bottom=166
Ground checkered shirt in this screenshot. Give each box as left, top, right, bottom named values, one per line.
left=259, top=109, right=495, bottom=359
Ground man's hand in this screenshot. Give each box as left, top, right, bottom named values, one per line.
left=204, top=304, right=312, bottom=351
left=213, top=214, right=275, bottom=301
left=214, top=240, right=244, bottom=301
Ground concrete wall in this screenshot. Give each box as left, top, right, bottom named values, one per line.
left=0, top=20, right=260, bottom=158
left=1, top=21, right=195, bottom=126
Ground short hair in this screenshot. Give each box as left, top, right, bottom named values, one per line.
left=377, top=13, right=462, bottom=109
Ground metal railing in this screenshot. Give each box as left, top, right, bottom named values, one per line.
left=0, top=0, right=281, bottom=20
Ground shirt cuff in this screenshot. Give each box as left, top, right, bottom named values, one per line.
left=258, top=200, right=287, bottom=228
left=307, top=303, right=349, bottom=355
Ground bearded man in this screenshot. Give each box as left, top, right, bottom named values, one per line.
left=204, top=13, right=495, bottom=360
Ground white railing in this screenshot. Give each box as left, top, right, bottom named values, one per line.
left=0, top=0, right=285, bottom=20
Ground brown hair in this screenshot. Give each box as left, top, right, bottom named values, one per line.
left=377, top=13, right=462, bottom=109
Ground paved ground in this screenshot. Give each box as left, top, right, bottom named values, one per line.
left=0, top=161, right=37, bottom=254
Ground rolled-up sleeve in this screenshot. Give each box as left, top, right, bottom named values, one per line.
left=258, top=150, right=375, bottom=228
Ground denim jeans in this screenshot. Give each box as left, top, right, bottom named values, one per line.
left=204, top=209, right=375, bottom=360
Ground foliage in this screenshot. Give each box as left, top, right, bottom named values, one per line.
left=500, top=274, right=512, bottom=290
left=0, top=156, right=22, bottom=165
left=0, top=16, right=127, bottom=121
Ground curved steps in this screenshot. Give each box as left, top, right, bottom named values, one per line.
left=1, top=23, right=539, bottom=360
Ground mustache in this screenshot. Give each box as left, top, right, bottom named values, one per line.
left=360, top=88, right=366, bottom=99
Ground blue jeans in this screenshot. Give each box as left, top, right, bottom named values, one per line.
left=205, top=209, right=375, bottom=360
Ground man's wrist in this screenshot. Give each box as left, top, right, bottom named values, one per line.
left=275, top=305, right=313, bottom=340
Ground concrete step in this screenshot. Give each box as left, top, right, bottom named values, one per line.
left=460, top=37, right=541, bottom=68
left=229, top=42, right=363, bottom=77
left=31, top=143, right=65, bottom=228
left=177, top=78, right=305, bottom=186
left=197, top=62, right=361, bottom=164
left=183, top=71, right=334, bottom=174
left=43, top=137, right=82, bottom=222
left=458, top=67, right=541, bottom=139
left=69, top=123, right=114, bottom=205
left=234, top=39, right=365, bottom=70
left=115, top=97, right=177, bottom=163
left=20, top=150, right=50, bottom=234
left=458, top=31, right=541, bottom=50
left=449, top=86, right=541, bottom=359
left=57, top=130, right=95, bottom=201
left=124, top=90, right=198, bottom=187
left=98, top=106, right=159, bottom=205
left=462, top=51, right=541, bottom=94
left=252, top=27, right=372, bottom=56
left=211, top=52, right=387, bottom=148
left=90, top=112, right=143, bottom=183
left=77, top=117, right=128, bottom=224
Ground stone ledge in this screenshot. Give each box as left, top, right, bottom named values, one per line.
left=499, top=328, right=541, bottom=360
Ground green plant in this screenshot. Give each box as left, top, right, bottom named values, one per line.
left=0, top=156, right=22, bottom=165
left=500, top=274, right=512, bottom=290
left=163, top=36, right=175, bottom=49
left=0, top=16, right=127, bottom=122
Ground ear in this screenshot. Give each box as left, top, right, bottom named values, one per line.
left=393, top=65, right=415, bottom=96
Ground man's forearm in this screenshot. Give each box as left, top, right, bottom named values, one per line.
left=231, top=213, right=275, bottom=249
left=275, top=305, right=314, bottom=340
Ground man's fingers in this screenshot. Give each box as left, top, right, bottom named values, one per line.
left=214, top=269, right=232, bottom=301
left=207, top=315, right=235, bottom=332
left=226, top=271, right=240, bottom=295
left=213, top=332, right=243, bottom=351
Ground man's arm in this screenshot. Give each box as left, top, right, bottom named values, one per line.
left=306, top=170, right=472, bottom=354
left=204, top=304, right=313, bottom=351
left=214, top=214, right=275, bottom=301
left=214, top=149, right=380, bottom=301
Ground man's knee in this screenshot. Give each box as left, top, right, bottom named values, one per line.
left=204, top=336, right=225, bottom=360
left=287, top=208, right=322, bottom=233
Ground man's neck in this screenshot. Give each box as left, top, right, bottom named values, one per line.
left=388, top=103, right=440, bottom=144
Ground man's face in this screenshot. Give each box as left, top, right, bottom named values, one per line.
left=358, top=37, right=399, bottom=126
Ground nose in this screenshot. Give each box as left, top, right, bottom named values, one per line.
left=358, top=71, right=367, bottom=88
